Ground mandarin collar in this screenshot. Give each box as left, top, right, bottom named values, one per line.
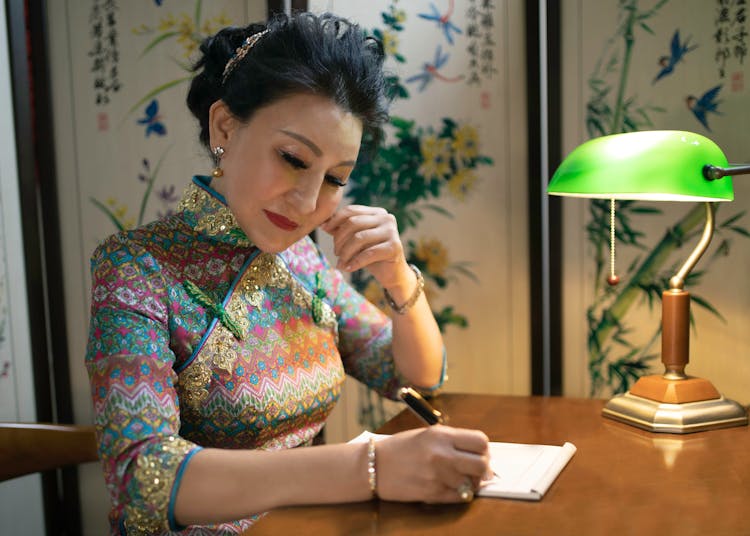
left=177, top=176, right=254, bottom=248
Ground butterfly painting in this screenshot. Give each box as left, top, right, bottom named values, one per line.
left=137, top=99, right=167, bottom=137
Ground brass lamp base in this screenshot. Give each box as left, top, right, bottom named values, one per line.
left=602, top=375, right=748, bottom=434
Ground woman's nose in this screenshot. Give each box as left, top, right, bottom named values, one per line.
left=286, top=176, right=321, bottom=214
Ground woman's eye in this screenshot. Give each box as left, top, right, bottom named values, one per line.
left=280, top=151, right=346, bottom=187
left=281, top=151, right=308, bottom=169
left=325, top=175, right=347, bottom=188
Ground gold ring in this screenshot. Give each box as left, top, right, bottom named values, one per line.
left=457, top=480, right=474, bottom=503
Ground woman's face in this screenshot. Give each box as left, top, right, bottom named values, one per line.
left=208, top=93, right=363, bottom=253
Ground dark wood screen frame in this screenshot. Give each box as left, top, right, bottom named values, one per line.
left=526, top=1, right=562, bottom=396
left=5, top=0, right=79, bottom=534
left=266, top=0, right=308, bottom=16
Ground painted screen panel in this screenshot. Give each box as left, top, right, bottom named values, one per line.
left=561, top=0, right=750, bottom=401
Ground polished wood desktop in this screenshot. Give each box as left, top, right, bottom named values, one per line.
left=247, top=393, right=750, bottom=536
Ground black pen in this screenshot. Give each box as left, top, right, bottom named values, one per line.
left=400, top=386, right=499, bottom=482
left=399, top=386, right=444, bottom=425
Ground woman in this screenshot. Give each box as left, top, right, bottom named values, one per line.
left=86, top=11, right=490, bottom=535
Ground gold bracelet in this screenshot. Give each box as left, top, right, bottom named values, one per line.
left=367, top=437, right=378, bottom=498
left=383, top=264, right=424, bottom=315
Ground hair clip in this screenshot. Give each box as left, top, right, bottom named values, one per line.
left=221, top=29, right=270, bottom=85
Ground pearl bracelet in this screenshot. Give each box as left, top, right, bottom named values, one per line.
left=383, top=264, right=424, bottom=315
left=367, top=437, right=378, bottom=498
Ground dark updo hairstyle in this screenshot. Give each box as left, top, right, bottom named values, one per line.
left=187, top=12, right=389, bottom=158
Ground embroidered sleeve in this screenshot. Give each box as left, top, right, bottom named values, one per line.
left=86, top=234, right=201, bottom=533
left=328, top=270, right=443, bottom=399
left=331, top=275, right=403, bottom=398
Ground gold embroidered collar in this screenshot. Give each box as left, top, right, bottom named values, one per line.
left=178, top=176, right=253, bottom=248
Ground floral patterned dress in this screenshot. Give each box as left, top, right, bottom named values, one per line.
left=86, top=176, right=444, bottom=535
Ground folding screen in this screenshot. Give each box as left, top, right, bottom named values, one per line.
left=560, top=0, right=750, bottom=403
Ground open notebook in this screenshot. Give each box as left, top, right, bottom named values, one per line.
left=350, top=431, right=576, bottom=501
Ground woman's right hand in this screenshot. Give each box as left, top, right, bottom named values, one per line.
left=374, top=425, right=491, bottom=503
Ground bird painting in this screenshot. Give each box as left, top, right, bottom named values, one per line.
left=653, top=30, right=698, bottom=84
left=686, top=84, right=722, bottom=131
left=405, top=46, right=464, bottom=92
left=417, top=1, right=462, bottom=45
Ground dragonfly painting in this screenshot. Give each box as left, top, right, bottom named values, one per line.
left=417, top=0, right=462, bottom=45
left=405, top=45, right=464, bottom=92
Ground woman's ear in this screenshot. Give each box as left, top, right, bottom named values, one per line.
left=208, top=100, right=237, bottom=148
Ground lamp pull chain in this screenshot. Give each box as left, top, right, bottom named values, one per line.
left=607, top=198, right=620, bottom=286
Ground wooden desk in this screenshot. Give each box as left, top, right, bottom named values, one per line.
left=247, top=394, right=750, bottom=535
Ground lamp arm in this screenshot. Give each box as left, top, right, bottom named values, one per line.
left=669, top=202, right=714, bottom=290
left=702, top=163, right=750, bottom=180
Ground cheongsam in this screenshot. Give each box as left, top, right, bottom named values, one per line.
left=86, top=176, right=445, bottom=535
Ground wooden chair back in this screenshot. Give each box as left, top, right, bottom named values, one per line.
left=0, top=423, right=99, bottom=481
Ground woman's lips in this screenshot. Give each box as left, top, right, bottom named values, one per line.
left=263, top=210, right=299, bottom=231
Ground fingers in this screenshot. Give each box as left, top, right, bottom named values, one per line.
left=423, top=482, right=475, bottom=504
left=424, top=427, right=490, bottom=503
left=431, top=428, right=488, bottom=468
left=320, top=206, right=401, bottom=272
left=376, top=425, right=491, bottom=504
left=334, top=223, right=395, bottom=270
left=321, top=205, right=387, bottom=234
left=447, top=426, right=489, bottom=453
left=445, top=428, right=495, bottom=482
left=417, top=457, right=484, bottom=504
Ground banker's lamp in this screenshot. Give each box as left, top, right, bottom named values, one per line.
left=548, top=130, right=749, bottom=433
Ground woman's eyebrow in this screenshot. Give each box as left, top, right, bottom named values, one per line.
left=279, top=128, right=357, bottom=168
left=279, top=129, right=322, bottom=156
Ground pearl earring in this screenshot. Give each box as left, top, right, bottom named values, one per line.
left=211, top=146, right=225, bottom=178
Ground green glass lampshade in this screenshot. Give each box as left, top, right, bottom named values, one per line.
left=548, top=131, right=734, bottom=202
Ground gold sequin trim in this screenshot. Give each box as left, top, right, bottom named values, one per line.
left=178, top=183, right=252, bottom=247
left=124, top=435, right=196, bottom=534
left=237, top=254, right=337, bottom=339
left=179, top=325, right=237, bottom=412
left=177, top=253, right=338, bottom=412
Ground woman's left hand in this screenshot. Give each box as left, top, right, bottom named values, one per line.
left=319, top=205, right=413, bottom=291
left=322, top=204, right=442, bottom=387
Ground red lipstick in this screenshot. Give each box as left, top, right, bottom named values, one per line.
left=264, top=210, right=299, bottom=231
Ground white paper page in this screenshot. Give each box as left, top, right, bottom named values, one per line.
left=480, top=441, right=576, bottom=500
left=349, top=431, right=576, bottom=500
